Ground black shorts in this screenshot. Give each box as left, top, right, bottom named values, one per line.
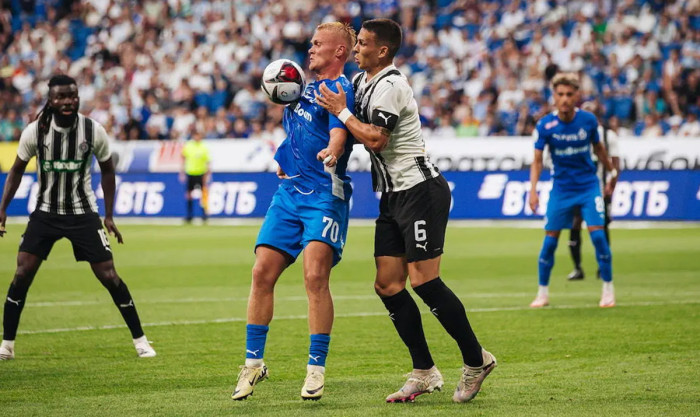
left=187, top=175, right=204, bottom=192
left=19, top=211, right=113, bottom=263
left=374, top=176, right=451, bottom=263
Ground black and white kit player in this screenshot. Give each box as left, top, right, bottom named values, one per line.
left=351, top=59, right=448, bottom=263
left=567, top=108, right=621, bottom=280
left=0, top=75, right=155, bottom=359
left=316, top=18, right=495, bottom=403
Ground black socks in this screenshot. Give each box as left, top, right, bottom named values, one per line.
left=569, top=228, right=582, bottom=269
left=414, top=278, right=483, bottom=367
left=106, top=280, right=144, bottom=339
left=380, top=289, right=434, bottom=370
left=3, top=283, right=30, bottom=340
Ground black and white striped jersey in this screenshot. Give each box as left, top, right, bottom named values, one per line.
left=594, top=126, right=619, bottom=191
left=352, top=65, right=440, bottom=192
left=17, top=114, right=111, bottom=215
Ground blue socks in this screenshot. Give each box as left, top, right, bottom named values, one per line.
left=245, top=325, right=331, bottom=367
left=308, top=334, right=331, bottom=366
left=590, top=229, right=612, bottom=282
left=245, top=324, right=269, bottom=360
left=538, top=235, right=559, bottom=286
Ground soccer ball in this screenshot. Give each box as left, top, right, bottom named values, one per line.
left=261, top=59, right=306, bottom=105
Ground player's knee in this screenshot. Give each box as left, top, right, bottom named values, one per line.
left=251, top=264, right=278, bottom=291
left=374, top=280, right=402, bottom=297
left=96, top=268, right=121, bottom=289
left=304, top=271, right=329, bottom=294
left=13, top=266, right=36, bottom=286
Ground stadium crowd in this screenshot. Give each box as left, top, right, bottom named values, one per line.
left=1, top=0, right=699, bottom=142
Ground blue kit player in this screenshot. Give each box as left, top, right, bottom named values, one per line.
left=529, top=73, right=618, bottom=308
left=231, top=22, right=356, bottom=402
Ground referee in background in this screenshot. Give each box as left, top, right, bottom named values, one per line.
left=180, top=131, right=211, bottom=223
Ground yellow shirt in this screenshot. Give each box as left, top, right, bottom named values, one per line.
left=182, top=140, right=210, bottom=176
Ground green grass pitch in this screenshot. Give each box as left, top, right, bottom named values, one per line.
left=0, top=223, right=698, bottom=416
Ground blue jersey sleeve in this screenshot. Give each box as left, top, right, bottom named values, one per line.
left=589, top=114, right=600, bottom=145
left=325, top=79, right=354, bottom=132
left=533, top=120, right=547, bottom=150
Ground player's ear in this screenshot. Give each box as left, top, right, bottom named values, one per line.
left=378, top=45, right=389, bottom=59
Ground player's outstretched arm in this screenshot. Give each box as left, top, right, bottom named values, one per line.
left=98, top=157, right=123, bottom=244
left=315, top=82, right=389, bottom=153
left=529, top=149, right=544, bottom=213
left=0, top=157, right=28, bottom=237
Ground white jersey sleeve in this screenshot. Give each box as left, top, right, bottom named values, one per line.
left=368, top=80, right=408, bottom=131
left=17, top=121, right=39, bottom=162
left=92, top=122, right=112, bottom=162
left=605, top=129, right=619, bottom=158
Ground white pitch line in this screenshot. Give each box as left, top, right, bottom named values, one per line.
left=25, top=289, right=700, bottom=308
left=26, top=292, right=535, bottom=307
left=17, top=299, right=700, bottom=335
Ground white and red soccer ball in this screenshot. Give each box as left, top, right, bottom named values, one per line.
left=261, top=59, right=306, bottom=105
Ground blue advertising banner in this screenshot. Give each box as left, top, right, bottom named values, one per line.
left=2, top=171, right=699, bottom=221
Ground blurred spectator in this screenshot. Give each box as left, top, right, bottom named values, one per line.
left=678, top=112, right=700, bottom=137
left=640, top=113, right=663, bottom=137
left=0, top=108, right=22, bottom=141
left=609, top=116, right=633, bottom=137
left=0, top=0, right=699, bottom=141
left=665, top=115, right=684, bottom=136
left=455, top=106, right=480, bottom=138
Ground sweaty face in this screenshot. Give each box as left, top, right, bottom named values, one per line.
left=553, top=85, right=577, bottom=115
left=49, top=84, right=80, bottom=120
left=353, top=29, right=383, bottom=71
left=308, top=29, right=342, bottom=73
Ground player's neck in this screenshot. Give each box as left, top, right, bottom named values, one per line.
left=315, top=63, right=343, bottom=81
left=366, top=63, right=392, bottom=82
left=53, top=113, right=78, bottom=129
left=557, top=109, right=576, bottom=123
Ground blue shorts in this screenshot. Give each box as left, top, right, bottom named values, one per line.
left=256, top=182, right=350, bottom=266
left=545, top=186, right=605, bottom=231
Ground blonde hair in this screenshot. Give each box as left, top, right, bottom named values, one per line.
left=551, top=72, right=580, bottom=90
left=317, top=22, right=357, bottom=59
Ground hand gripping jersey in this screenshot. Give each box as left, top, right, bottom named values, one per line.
left=533, top=109, right=601, bottom=193
left=352, top=65, right=440, bottom=192
left=274, top=75, right=355, bottom=200
left=17, top=114, right=111, bottom=215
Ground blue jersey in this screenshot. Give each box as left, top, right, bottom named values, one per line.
left=275, top=76, right=355, bottom=200
left=534, top=109, right=600, bottom=192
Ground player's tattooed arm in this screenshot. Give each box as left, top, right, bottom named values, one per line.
left=343, top=118, right=390, bottom=153
left=315, top=82, right=390, bottom=152
left=0, top=157, right=28, bottom=237
left=373, top=125, right=392, bottom=138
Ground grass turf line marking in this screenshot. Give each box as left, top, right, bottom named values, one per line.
left=26, top=288, right=700, bottom=307
left=17, top=299, right=700, bottom=335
